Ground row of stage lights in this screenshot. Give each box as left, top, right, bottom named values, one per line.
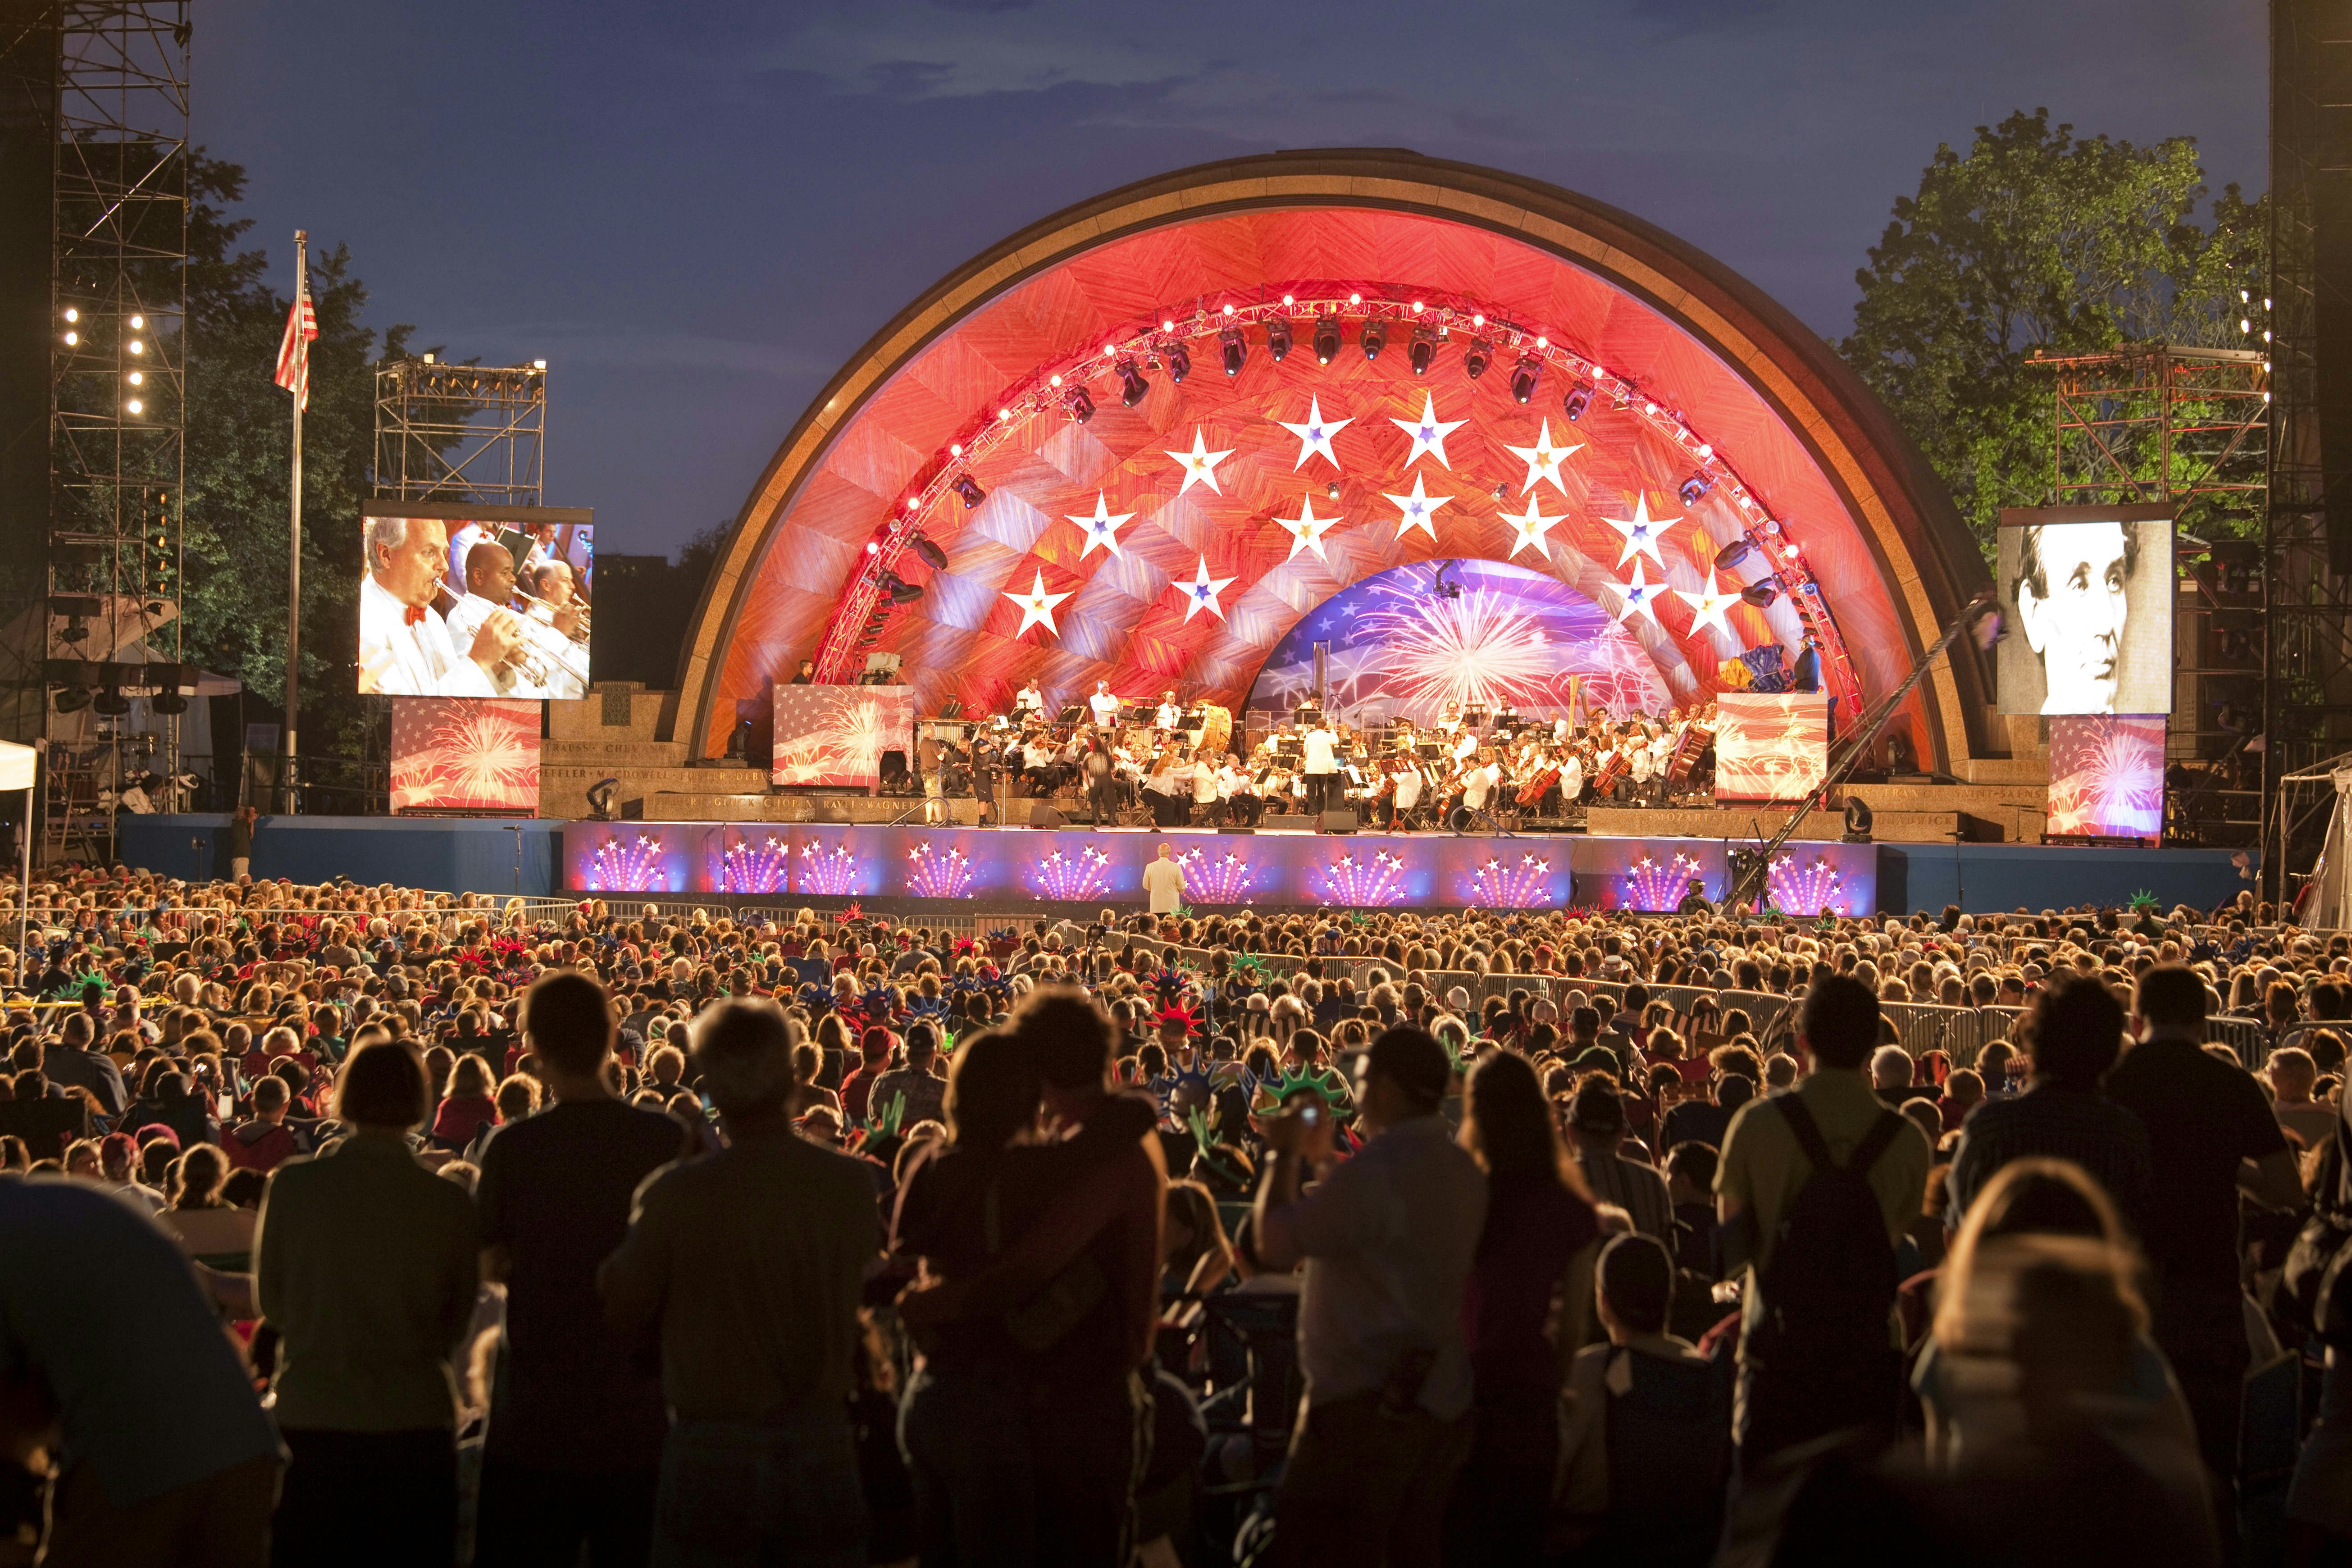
left=818, top=290, right=1859, bottom=702
left=60, top=305, right=155, bottom=415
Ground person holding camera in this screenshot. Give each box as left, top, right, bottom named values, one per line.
left=1250, top=1027, right=1485, bottom=1567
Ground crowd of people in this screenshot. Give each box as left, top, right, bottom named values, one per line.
left=0, top=861, right=2349, bottom=1567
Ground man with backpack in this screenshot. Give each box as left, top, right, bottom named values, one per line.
left=1715, top=975, right=1930, bottom=1464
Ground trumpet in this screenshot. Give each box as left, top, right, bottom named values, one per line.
left=512, top=584, right=590, bottom=641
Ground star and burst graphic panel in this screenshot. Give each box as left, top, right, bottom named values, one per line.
left=2045, top=715, right=2165, bottom=843
left=1247, top=558, right=1670, bottom=726
left=563, top=824, right=1874, bottom=912
left=389, top=697, right=542, bottom=815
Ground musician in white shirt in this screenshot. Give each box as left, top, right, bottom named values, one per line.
left=445, top=542, right=588, bottom=699
left=1014, top=680, right=1045, bottom=718
left=358, top=515, right=522, bottom=697
left=1558, top=747, right=1585, bottom=807
left=1460, top=752, right=1503, bottom=813
left=1301, top=722, right=1339, bottom=818
left=1088, top=680, right=1121, bottom=729
left=526, top=560, right=587, bottom=640
left=1155, top=689, right=1184, bottom=730
left=446, top=520, right=489, bottom=597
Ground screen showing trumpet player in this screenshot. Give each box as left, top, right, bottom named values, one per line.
left=359, top=508, right=594, bottom=699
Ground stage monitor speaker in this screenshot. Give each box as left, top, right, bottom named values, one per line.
left=1028, top=801, right=1066, bottom=829
left=1321, top=807, right=1357, bottom=834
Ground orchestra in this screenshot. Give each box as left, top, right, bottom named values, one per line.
left=956, top=684, right=1718, bottom=833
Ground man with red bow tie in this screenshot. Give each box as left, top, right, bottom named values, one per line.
left=359, top=514, right=524, bottom=695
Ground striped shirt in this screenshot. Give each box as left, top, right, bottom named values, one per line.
left=1576, top=1144, right=1674, bottom=1240
left=1945, top=1083, right=2151, bottom=1233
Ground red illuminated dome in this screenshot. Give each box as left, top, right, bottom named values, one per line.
left=676, top=150, right=1996, bottom=771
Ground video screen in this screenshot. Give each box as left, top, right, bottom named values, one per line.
left=358, top=506, right=593, bottom=700
left=1995, top=512, right=2171, bottom=716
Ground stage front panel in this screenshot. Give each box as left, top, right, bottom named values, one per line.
left=563, top=824, right=1875, bottom=913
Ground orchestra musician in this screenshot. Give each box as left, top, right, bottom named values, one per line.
left=358, top=515, right=524, bottom=697
left=1081, top=732, right=1121, bottom=828
left=1558, top=743, right=1585, bottom=810
left=1190, top=744, right=1221, bottom=824
left=1387, top=752, right=1425, bottom=830
left=1217, top=755, right=1261, bottom=827
left=1155, top=689, right=1184, bottom=730
left=442, top=540, right=588, bottom=699
left=1014, top=679, right=1045, bottom=719
left=1302, top=715, right=1340, bottom=820
left=1087, top=679, right=1120, bottom=729
left=1141, top=747, right=1189, bottom=828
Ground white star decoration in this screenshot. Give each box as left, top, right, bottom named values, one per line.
left=1613, top=560, right=1665, bottom=624
left=1174, top=556, right=1237, bottom=622
left=1501, top=495, right=1566, bottom=561
left=1384, top=473, right=1451, bottom=541
left=1390, top=392, right=1468, bottom=470
left=1276, top=494, right=1342, bottom=562
left=1676, top=567, right=1743, bottom=639
left=1166, top=428, right=1235, bottom=497
left=1067, top=492, right=1135, bottom=560
left=1276, top=396, right=1353, bottom=471
left=1602, top=492, right=1680, bottom=568
left=1502, top=419, right=1581, bottom=496
left=1003, top=570, right=1072, bottom=638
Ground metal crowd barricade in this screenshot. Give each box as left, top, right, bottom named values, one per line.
left=1879, top=1001, right=1983, bottom=1066
left=2208, top=1015, right=2270, bottom=1070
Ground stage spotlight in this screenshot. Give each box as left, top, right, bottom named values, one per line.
left=1679, top=475, right=1711, bottom=505
left=883, top=573, right=924, bottom=605
left=1509, top=355, right=1541, bottom=404
left=1313, top=317, right=1340, bottom=365
left=1116, top=357, right=1148, bottom=407
left=910, top=534, right=949, bottom=571
left=1408, top=323, right=1437, bottom=375
left=1841, top=796, right=1873, bottom=844
left=953, top=475, right=986, bottom=509
left=93, top=683, right=130, bottom=718
left=1714, top=538, right=1754, bottom=572
left=1463, top=338, right=1492, bottom=379
left=1066, top=386, right=1094, bottom=424
left=52, top=684, right=91, bottom=715
left=1740, top=581, right=1780, bottom=608
left=1220, top=325, right=1247, bottom=377
left=1359, top=319, right=1386, bottom=361
left=1266, top=318, right=1292, bottom=362
left=1166, top=342, right=1191, bottom=383
left=1562, top=386, right=1590, bottom=421
left=585, top=777, right=620, bottom=821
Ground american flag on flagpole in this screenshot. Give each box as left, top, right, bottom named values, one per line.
left=273, top=267, right=317, bottom=410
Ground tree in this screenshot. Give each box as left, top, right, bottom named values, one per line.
left=180, top=152, right=420, bottom=758
left=1838, top=109, right=2266, bottom=559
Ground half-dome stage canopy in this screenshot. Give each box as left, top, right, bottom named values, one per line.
left=676, top=150, right=1995, bottom=772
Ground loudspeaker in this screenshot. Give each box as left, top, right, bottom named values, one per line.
left=1320, top=807, right=1357, bottom=834
left=1029, top=801, right=1066, bottom=829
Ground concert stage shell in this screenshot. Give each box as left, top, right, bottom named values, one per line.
left=669, top=149, right=2006, bottom=784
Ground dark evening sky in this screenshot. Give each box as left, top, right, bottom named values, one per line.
left=200, top=0, right=2266, bottom=559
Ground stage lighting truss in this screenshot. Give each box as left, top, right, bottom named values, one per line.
left=814, top=285, right=1860, bottom=699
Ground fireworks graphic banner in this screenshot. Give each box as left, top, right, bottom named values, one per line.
left=389, top=698, right=541, bottom=814
left=582, top=832, right=675, bottom=893
left=1175, top=846, right=1258, bottom=905
left=718, top=832, right=790, bottom=894
left=2047, top=715, right=2164, bottom=843
left=1464, top=852, right=1559, bottom=909
left=1621, top=851, right=1707, bottom=912
left=1246, top=559, right=1667, bottom=727
left=1314, top=849, right=1409, bottom=907
left=770, top=684, right=915, bottom=788
left=1767, top=852, right=1850, bottom=916
left=1031, top=845, right=1116, bottom=901
left=795, top=841, right=865, bottom=896
left=905, top=841, right=975, bottom=899
left=1715, top=693, right=1829, bottom=802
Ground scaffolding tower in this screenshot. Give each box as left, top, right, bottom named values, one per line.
left=374, top=358, right=546, bottom=506
left=2030, top=343, right=2270, bottom=846
left=40, top=0, right=187, bottom=863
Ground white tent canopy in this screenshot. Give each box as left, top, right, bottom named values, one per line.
left=0, top=741, right=33, bottom=793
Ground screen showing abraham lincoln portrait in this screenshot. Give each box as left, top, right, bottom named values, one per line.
left=1995, top=514, right=2172, bottom=716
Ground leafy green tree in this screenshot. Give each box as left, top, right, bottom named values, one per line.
left=181, top=152, right=419, bottom=758
left=1839, top=109, right=2266, bottom=559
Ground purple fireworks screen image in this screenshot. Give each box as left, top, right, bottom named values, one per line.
left=1245, top=560, right=1668, bottom=727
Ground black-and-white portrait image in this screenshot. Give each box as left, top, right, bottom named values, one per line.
left=1996, top=511, right=2173, bottom=716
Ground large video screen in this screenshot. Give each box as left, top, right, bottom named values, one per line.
left=1995, top=510, right=2171, bottom=716
left=358, top=505, right=593, bottom=699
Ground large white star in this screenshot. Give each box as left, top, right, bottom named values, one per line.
left=1612, top=560, right=1665, bottom=625
left=1276, top=494, right=1341, bottom=562
left=1675, top=567, right=1743, bottom=639
left=1174, top=555, right=1237, bottom=622
left=1502, top=419, right=1582, bottom=496
left=1390, top=391, right=1468, bottom=470
left=1501, top=495, right=1566, bottom=560
left=1383, top=473, right=1452, bottom=541
left=1166, top=428, right=1235, bottom=497
left=1067, top=492, right=1135, bottom=560
left=1602, top=492, right=1680, bottom=569
left=1276, top=396, right=1353, bottom=471
left=1003, top=570, right=1072, bottom=638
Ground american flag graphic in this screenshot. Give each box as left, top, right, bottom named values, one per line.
left=389, top=697, right=542, bottom=813
left=2046, top=715, right=2164, bottom=843
left=1714, top=692, right=1829, bottom=802
left=274, top=268, right=318, bottom=410
left=771, top=684, right=913, bottom=787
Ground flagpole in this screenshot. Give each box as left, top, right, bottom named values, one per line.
left=282, top=230, right=305, bottom=816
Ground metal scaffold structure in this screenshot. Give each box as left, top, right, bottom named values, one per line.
left=2029, top=343, right=2270, bottom=846
left=374, top=358, right=546, bottom=506
left=40, top=0, right=189, bottom=864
